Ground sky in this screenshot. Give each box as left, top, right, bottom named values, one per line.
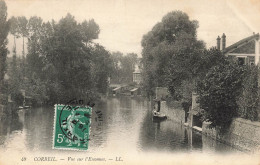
left=5, top=0, right=260, bottom=57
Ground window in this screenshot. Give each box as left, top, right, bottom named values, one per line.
left=237, top=57, right=246, bottom=65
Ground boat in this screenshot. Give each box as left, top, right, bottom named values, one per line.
left=152, top=99, right=167, bottom=121
left=152, top=110, right=167, bottom=121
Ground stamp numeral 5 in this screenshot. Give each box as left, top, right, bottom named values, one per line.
left=57, top=134, right=65, bottom=143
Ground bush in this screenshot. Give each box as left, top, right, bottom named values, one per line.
left=237, top=66, right=259, bottom=121
left=197, top=60, right=244, bottom=128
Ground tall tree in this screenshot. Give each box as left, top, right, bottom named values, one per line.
left=9, top=16, right=19, bottom=50
left=27, top=16, right=43, bottom=78
left=120, top=53, right=138, bottom=83
left=91, top=44, right=113, bottom=94
left=0, top=0, right=9, bottom=103
left=24, top=13, right=103, bottom=104
left=110, top=52, right=138, bottom=84
left=141, top=11, right=205, bottom=98
left=110, top=52, right=123, bottom=83
left=8, top=47, right=23, bottom=104
left=17, top=16, right=29, bottom=57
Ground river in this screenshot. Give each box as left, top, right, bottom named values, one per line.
left=0, top=96, right=247, bottom=164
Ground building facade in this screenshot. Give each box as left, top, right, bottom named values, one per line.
left=217, top=33, right=260, bottom=65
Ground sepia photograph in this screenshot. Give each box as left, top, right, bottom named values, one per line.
left=0, top=0, right=260, bottom=164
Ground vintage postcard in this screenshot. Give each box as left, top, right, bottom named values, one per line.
left=0, top=0, right=260, bottom=165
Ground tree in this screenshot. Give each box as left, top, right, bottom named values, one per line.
left=110, top=52, right=123, bottom=83
left=9, top=16, right=19, bottom=50
left=110, top=52, right=138, bottom=84
left=8, top=48, right=23, bottom=104
left=0, top=0, right=9, bottom=103
left=120, top=53, right=138, bottom=83
left=45, top=14, right=98, bottom=102
left=17, top=16, right=29, bottom=57
left=26, top=16, right=44, bottom=79
left=91, top=44, right=113, bottom=94
left=196, top=60, right=244, bottom=128
left=6, top=13, right=111, bottom=105
left=24, top=13, right=103, bottom=104
left=237, top=66, right=259, bottom=121
left=141, top=11, right=205, bottom=98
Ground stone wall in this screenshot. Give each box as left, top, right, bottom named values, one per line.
left=160, top=101, right=185, bottom=124
left=202, top=118, right=260, bottom=152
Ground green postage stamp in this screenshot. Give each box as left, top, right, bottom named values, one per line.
left=53, top=104, right=92, bottom=150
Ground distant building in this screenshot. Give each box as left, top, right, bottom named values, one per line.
left=217, top=33, right=260, bottom=65
left=133, top=58, right=142, bottom=84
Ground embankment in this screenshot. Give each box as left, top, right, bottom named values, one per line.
left=203, top=118, right=260, bottom=152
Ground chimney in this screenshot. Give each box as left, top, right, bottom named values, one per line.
left=217, top=36, right=221, bottom=50
left=222, top=33, right=226, bottom=50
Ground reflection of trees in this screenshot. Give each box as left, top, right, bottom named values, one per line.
left=138, top=109, right=198, bottom=152
left=24, top=107, right=54, bottom=151
left=0, top=110, right=23, bottom=145
left=118, top=96, right=134, bottom=122
left=88, top=101, right=108, bottom=151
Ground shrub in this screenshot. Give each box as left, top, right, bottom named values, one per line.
left=237, top=66, right=259, bottom=121
left=197, top=60, right=244, bottom=128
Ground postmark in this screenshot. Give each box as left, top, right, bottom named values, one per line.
left=53, top=100, right=93, bottom=150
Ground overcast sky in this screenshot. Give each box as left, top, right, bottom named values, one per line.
left=5, top=0, right=260, bottom=57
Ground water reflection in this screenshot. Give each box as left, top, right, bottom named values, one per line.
left=24, top=107, right=54, bottom=151
left=0, top=97, right=241, bottom=155
left=138, top=108, right=192, bottom=152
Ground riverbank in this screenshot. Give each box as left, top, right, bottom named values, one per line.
left=203, top=118, right=260, bottom=153
left=159, top=99, right=260, bottom=153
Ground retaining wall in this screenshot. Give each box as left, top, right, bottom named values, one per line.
left=202, top=118, right=260, bottom=152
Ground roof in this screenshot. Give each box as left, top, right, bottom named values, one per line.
left=223, top=33, right=259, bottom=54
left=130, top=88, right=139, bottom=92
left=112, top=87, right=121, bottom=91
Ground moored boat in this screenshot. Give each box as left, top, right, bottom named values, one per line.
left=152, top=110, right=167, bottom=121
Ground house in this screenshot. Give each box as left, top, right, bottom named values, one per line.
left=130, top=88, right=140, bottom=97
left=217, top=33, right=260, bottom=65
left=186, top=33, right=260, bottom=130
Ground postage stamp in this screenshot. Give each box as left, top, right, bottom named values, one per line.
left=53, top=104, right=92, bottom=150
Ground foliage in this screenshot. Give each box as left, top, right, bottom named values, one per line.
left=237, top=65, right=259, bottom=121
left=196, top=59, right=244, bottom=128
left=141, top=11, right=205, bottom=98
left=9, top=16, right=19, bottom=49
left=8, top=48, right=23, bottom=104
left=0, top=0, right=9, bottom=97
left=110, top=52, right=138, bottom=84
left=7, top=13, right=113, bottom=105
left=90, top=44, right=114, bottom=94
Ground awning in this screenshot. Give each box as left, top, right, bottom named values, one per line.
left=112, top=87, right=121, bottom=91
left=130, top=88, right=138, bottom=92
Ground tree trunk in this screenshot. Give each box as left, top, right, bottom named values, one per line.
left=22, top=37, right=24, bottom=56
left=13, top=35, right=16, bottom=50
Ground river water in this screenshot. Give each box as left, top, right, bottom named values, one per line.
left=0, top=96, right=247, bottom=164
